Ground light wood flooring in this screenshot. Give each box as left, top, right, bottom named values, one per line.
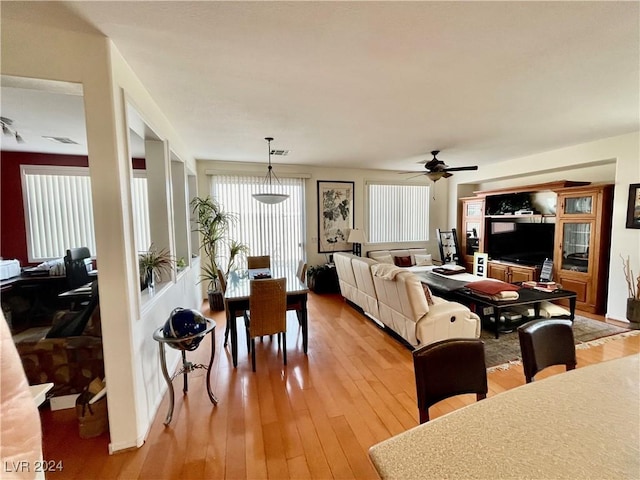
left=39, top=292, right=640, bottom=479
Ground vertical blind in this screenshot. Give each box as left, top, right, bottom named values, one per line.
left=209, top=174, right=305, bottom=271
left=367, top=182, right=430, bottom=243
left=21, top=165, right=150, bottom=261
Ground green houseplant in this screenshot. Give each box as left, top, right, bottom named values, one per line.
left=139, top=243, right=174, bottom=290
left=191, top=196, right=248, bottom=310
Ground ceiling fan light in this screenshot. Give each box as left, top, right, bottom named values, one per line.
left=427, top=171, right=445, bottom=182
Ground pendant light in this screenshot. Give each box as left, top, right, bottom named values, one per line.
left=252, top=137, right=289, bottom=204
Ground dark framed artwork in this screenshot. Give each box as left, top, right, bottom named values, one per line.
left=317, top=181, right=354, bottom=253
left=627, top=183, right=640, bottom=229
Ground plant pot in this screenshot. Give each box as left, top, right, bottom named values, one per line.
left=208, top=290, right=225, bottom=311
left=626, top=298, right=640, bottom=328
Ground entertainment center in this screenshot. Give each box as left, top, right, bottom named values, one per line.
left=459, top=181, right=614, bottom=313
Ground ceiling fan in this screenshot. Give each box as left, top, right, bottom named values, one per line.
left=402, top=150, right=478, bottom=182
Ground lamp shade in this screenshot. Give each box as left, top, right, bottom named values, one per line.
left=347, top=228, right=366, bottom=244
left=252, top=193, right=289, bottom=204
left=253, top=137, right=289, bottom=204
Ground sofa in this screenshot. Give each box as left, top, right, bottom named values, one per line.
left=334, top=251, right=480, bottom=347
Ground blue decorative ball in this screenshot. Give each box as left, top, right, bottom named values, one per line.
left=162, top=307, right=208, bottom=351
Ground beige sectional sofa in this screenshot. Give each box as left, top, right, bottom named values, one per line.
left=333, top=251, right=480, bottom=347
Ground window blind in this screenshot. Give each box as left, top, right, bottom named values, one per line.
left=21, top=165, right=150, bottom=262
left=367, top=182, right=430, bottom=243
left=209, top=174, right=305, bottom=271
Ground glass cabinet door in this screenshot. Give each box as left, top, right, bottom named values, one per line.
left=466, top=201, right=483, bottom=217
left=563, top=195, right=593, bottom=215
left=561, top=222, right=591, bottom=272
left=465, top=221, right=481, bottom=255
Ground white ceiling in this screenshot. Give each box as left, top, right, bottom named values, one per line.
left=2, top=1, right=638, bottom=173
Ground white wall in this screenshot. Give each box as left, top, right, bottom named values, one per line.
left=449, top=132, right=640, bottom=323
left=2, top=8, right=201, bottom=452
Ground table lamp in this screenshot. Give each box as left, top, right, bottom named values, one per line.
left=347, top=228, right=366, bottom=257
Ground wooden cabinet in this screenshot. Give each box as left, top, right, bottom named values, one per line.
left=488, top=261, right=538, bottom=283
left=460, top=197, right=485, bottom=271
left=553, top=184, right=613, bottom=314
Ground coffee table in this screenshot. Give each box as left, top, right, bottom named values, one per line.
left=417, top=271, right=577, bottom=338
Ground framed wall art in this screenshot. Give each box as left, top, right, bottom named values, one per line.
left=626, top=183, right=640, bottom=229
left=317, top=181, right=354, bottom=253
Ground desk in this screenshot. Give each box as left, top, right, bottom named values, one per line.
left=369, top=354, right=640, bottom=479
left=224, top=268, right=309, bottom=368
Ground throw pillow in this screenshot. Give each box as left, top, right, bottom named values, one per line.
left=394, top=255, right=413, bottom=267
left=414, top=253, right=432, bottom=266
left=377, top=254, right=395, bottom=265
left=422, top=284, right=435, bottom=306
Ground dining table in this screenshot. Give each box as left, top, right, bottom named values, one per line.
left=224, top=267, right=309, bottom=367
left=369, top=354, right=640, bottom=479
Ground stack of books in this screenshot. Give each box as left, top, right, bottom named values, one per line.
left=521, top=281, right=561, bottom=292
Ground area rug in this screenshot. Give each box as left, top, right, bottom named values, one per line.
left=482, top=315, right=640, bottom=371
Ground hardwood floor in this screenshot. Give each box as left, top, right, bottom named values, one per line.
left=39, top=292, right=640, bottom=479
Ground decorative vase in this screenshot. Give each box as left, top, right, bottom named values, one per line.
left=626, top=298, right=640, bottom=328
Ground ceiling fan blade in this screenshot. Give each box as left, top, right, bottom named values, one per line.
left=443, top=165, right=478, bottom=172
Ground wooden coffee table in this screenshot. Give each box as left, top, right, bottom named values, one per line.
left=418, top=272, right=577, bottom=338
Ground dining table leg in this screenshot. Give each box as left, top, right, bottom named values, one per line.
left=300, top=296, right=308, bottom=354
left=228, top=304, right=238, bottom=367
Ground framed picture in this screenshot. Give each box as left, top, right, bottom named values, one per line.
left=473, top=252, right=488, bottom=277
left=317, top=181, right=354, bottom=253
left=626, top=183, right=640, bottom=229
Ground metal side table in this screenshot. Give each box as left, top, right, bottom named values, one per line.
left=152, top=319, right=218, bottom=425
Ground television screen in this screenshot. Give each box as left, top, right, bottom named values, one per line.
left=488, top=221, right=555, bottom=266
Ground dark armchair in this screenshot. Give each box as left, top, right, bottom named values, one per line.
left=14, top=280, right=104, bottom=397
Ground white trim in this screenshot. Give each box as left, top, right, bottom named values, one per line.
left=204, top=168, right=311, bottom=179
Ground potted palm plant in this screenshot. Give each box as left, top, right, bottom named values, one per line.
left=139, top=243, right=174, bottom=291
left=191, top=196, right=248, bottom=310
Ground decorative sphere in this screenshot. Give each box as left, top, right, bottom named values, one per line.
left=162, top=307, right=208, bottom=351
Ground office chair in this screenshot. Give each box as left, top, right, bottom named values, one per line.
left=413, top=338, right=488, bottom=423
left=64, top=247, right=92, bottom=289
left=518, top=318, right=576, bottom=383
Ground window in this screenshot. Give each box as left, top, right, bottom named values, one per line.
left=367, top=182, right=429, bottom=243
left=21, top=165, right=150, bottom=262
left=209, top=174, right=305, bottom=270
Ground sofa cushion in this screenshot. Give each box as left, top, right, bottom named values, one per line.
left=414, top=253, right=432, bottom=266
left=376, top=254, right=395, bottom=265
left=394, top=255, right=413, bottom=267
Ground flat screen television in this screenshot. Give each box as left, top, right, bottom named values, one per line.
left=487, top=221, right=555, bottom=267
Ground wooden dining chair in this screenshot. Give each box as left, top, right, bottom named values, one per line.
left=247, top=255, right=271, bottom=269
left=296, top=260, right=307, bottom=284
left=518, top=318, right=576, bottom=383
left=413, top=338, right=488, bottom=423
left=244, top=278, right=287, bottom=372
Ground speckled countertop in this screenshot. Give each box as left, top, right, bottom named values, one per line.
left=369, top=354, right=640, bottom=479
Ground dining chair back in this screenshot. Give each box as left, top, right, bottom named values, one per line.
left=517, top=318, right=576, bottom=383
left=247, top=255, right=271, bottom=269
left=245, top=277, right=287, bottom=371
left=296, top=261, right=307, bottom=283
left=413, top=338, right=487, bottom=423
